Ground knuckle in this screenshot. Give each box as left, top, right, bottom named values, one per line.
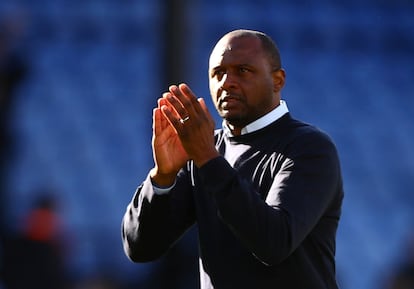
left=181, top=97, right=191, bottom=107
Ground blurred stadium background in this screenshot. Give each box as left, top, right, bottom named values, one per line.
left=0, top=0, right=413, bottom=288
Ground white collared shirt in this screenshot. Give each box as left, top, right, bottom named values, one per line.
left=223, top=100, right=289, bottom=136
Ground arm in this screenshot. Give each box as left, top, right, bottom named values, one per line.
left=122, top=88, right=198, bottom=262
left=122, top=169, right=195, bottom=262
left=198, top=131, right=342, bottom=266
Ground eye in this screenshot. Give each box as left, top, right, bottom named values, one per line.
left=238, top=66, right=250, bottom=74
left=212, top=69, right=225, bottom=79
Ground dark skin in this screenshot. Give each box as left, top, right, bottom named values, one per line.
left=150, top=31, right=286, bottom=187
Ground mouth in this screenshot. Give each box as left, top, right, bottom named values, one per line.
left=218, top=94, right=242, bottom=108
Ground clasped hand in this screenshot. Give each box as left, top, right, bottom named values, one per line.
left=150, top=83, right=219, bottom=187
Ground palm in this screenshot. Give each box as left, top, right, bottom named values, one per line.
left=152, top=108, right=189, bottom=175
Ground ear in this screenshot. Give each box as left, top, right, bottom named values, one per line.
left=272, top=69, right=286, bottom=92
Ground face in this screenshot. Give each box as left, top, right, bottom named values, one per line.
left=209, top=34, right=284, bottom=131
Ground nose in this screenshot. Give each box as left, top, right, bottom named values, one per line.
left=220, top=72, right=237, bottom=91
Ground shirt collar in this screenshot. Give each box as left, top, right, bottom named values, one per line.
left=223, top=100, right=289, bottom=136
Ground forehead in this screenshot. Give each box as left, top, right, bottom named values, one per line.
left=209, top=35, right=265, bottom=68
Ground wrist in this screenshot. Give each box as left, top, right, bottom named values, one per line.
left=193, top=150, right=220, bottom=168
left=150, top=167, right=177, bottom=187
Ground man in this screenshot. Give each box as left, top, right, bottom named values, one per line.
left=122, top=29, right=344, bottom=289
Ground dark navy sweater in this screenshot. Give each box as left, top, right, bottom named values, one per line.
left=122, top=113, right=344, bottom=289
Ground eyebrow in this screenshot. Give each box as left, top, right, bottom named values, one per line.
left=211, top=62, right=253, bottom=70
left=210, top=66, right=221, bottom=74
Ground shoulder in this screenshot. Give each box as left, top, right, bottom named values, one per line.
left=285, top=117, right=339, bottom=156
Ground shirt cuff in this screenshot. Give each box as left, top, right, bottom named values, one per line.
left=151, top=179, right=176, bottom=195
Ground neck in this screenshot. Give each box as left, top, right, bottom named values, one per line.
left=226, top=123, right=242, bottom=136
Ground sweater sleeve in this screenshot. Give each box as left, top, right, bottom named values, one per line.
left=198, top=130, right=342, bottom=266
left=121, top=170, right=195, bottom=262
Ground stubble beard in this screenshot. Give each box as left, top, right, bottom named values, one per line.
left=219, top=108, right=250, bottom=129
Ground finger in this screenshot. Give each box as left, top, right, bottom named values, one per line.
left=158, top=94, right=169, bottom=107
left=197, top=97, right=208, bottom=113
left=163, top=88, right=188, bottom=120
left=169, top=84, right=201, bottom=118
left=153, top=107, right=162, bottom=135
left=198, top=98, right=215, bottom=128
left=157, top=98, right=171, bottom=127
left=161, top=103, right=182, bottom=130
left=178, top=83, right=204, bottom=115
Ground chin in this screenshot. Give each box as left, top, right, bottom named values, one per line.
left=220, top=111, right=236, bottom=122
left=223, top=116, right=247, bottom=128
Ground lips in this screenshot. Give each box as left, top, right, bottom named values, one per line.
left=218, top=94, right=242, bottom=108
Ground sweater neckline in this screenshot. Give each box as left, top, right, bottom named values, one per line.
left=226, top=113, right=292, bottom=143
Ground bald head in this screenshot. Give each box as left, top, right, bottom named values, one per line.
left=212, top=29, right=282, bottom=71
